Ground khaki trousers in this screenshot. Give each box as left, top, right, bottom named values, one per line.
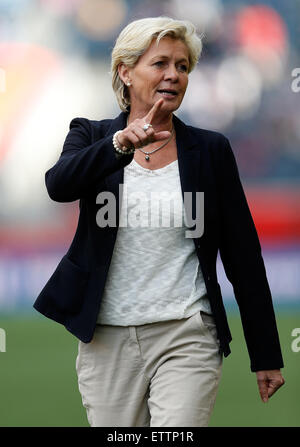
left=75, top=311, right=223, bottom=427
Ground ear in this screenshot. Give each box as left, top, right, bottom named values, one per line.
left=118, top=63, right=131, bottom=84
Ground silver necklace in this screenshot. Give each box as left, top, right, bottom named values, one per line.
left=127, top=118, right=174, bottom=161
left=139, top=127, right=174, bottom=161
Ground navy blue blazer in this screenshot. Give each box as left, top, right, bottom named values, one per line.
left=33, top=111, right=284, bottom=372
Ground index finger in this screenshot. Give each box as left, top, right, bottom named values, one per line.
left=145, top=98, right=164, bottom=123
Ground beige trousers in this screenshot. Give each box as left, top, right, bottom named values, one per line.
left=75, top=310, right=223, bottom=427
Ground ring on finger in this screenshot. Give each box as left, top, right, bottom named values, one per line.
left=143, top=123, right=152, bottom=131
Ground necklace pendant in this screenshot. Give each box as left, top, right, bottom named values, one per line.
left=145, top=155, right=150, bottom=161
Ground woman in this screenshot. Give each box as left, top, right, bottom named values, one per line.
left=34, top=17, right=285, bottom=427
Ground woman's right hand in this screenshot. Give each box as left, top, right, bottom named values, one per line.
left=117, top=98, right=171, bottom=151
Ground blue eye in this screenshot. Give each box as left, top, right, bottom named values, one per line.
left=179, top=64, right=188, bottom=72
left=153, top=61, right=188, bottom=72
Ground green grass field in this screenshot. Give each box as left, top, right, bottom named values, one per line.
left=0, top=310, right=299, bottom=427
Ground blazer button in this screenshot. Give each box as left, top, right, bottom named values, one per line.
left=207, top=276, right=211, bottom=281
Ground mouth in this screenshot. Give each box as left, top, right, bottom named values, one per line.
left=157, top=89, right=178, bottom=98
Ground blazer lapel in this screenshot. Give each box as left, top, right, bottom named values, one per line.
left=173, top=114, right=203, bottom=232
left=104, top=111, right=129, bottom=225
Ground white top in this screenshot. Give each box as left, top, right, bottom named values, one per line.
left=97, top=157, right=211, bottom=326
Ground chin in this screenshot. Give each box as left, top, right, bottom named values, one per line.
left=166, top=104, right=181, bottom=115
left=159, top=99, right=181, bottom=114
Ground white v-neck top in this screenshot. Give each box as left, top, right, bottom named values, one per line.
left=97, top=157, right=211, bottom=326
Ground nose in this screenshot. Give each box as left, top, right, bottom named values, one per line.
left=164, top=63, right=179, bottom=82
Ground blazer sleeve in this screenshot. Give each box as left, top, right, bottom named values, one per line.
left=217, top=136, right=284, bottom=372
left=45, top=117, right=133, bottom=202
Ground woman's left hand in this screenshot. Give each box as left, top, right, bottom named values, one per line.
left=256, top=369, right=285, bottom=402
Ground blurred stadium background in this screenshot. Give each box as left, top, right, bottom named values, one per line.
left=0, top=0, right=299, bottom=427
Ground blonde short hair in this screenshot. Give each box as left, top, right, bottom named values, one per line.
left=111, top=17, right=203, bottom=111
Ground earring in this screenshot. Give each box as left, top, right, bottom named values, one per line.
left=126, top=81, right=131, bottom=86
